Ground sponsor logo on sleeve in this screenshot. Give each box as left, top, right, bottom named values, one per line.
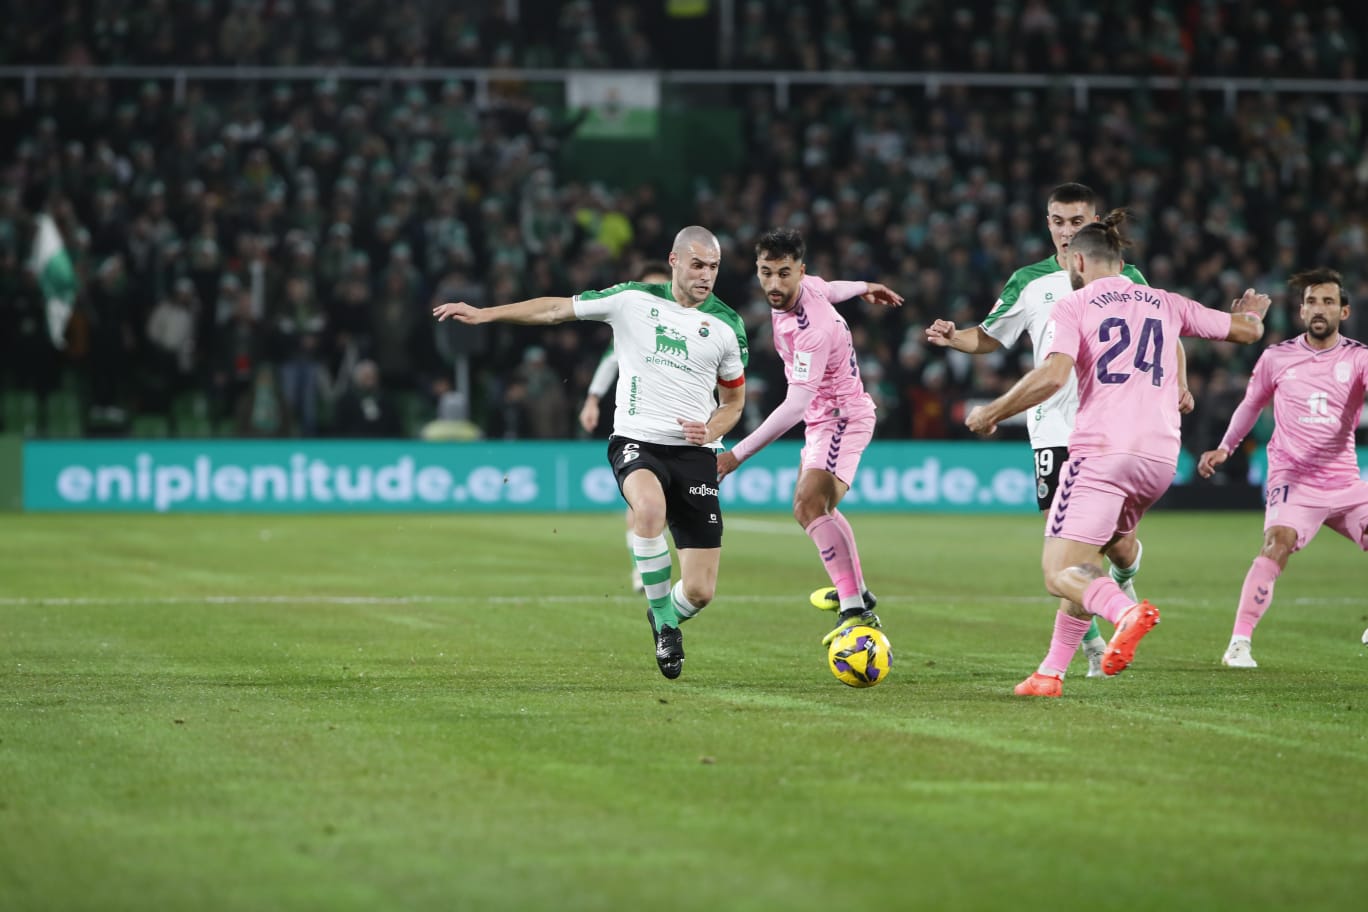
left=793, top=350, right=813, bottom=381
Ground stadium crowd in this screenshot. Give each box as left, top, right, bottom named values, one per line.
left=1, top=1, right=1366, bottom=454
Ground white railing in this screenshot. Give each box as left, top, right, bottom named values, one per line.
left=4, top=65, right=1368, bottom=112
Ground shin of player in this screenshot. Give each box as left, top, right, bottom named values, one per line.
left=1198, top=269, right=1368, bottom=668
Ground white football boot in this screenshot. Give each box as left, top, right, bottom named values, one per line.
left=1221, top=638, right=1258, bottom=668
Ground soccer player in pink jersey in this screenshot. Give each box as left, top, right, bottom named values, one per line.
left=714, top=227, right=905, bottom=645
left=965, top=211, right=1269, bottom=697
left=1197, top=268, right=1368, bottom=668
left=925, top=182, right=1192, bottom=677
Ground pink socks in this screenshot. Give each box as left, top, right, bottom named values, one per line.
left=805, top=515, right=860, bottom=602
left=1040, top=610, right=1094, bottom=677
left=1082, top=577, right=1135, bottom=624
left=829, top=509, right=865, bottom=591
left=1233, top=556, right=1282, bottom=638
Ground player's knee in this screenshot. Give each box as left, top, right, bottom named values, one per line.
left=1260, top=528, right=1297, bottom=564
left=1045, top=563, right=1103, bottom=599
left=630, top=504, right=667, bottom=536
left=792, top=497, right=827, bottom=528
left=683, top=582, right=714, bottom=610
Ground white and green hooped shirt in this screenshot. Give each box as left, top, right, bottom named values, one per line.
left=573, top=282, right=748, bottom=446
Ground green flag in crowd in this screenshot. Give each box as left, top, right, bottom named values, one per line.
left=28, top=212, right=78, bottom=349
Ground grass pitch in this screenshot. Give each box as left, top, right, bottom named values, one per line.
left=2, top=512, right=1367, bottom=911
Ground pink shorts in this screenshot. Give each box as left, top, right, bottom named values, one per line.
left=1045, top=453, right=1175, bottom=546
left=800, top=413, right=875, bottom=486
left=1264, top=477, right=1368, bottom=552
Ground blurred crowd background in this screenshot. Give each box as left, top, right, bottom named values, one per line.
left=2, top=0, right=1367, bottom=462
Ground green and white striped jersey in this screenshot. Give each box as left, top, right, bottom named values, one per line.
left=573, top=282, right=748, bottom=446
left=980, top=257, right=1147, bottom=448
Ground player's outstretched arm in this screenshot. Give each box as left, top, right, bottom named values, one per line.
left=1226, top=289, right=1270, bottom=344
left=1196, top=447, right=1230, bottom=479
left=433, top=296, right=576, bottom=326
left=966, top=352, right=1074, bottom=436
left=925, top=320, right=1003, bottom=353
left=860, top=282, right=904, bottom=308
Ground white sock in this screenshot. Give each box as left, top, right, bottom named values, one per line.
left=1111, top=540, right=1143, bottom=580
left=671, top=581, right=704, bottom=620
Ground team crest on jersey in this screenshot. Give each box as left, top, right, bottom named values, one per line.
left=698, top=321, right=710, bottom=338
left=650, top=307, right=659, bottom=318
left=1336, top=362, right=1351, bottom=383
left=655, top=325, right=689, bottom=359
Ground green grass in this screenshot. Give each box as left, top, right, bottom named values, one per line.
left=2, top=512, right=1367, bottom=911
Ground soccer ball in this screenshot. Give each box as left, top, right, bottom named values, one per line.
left=827, top=625, right=892, bottom=688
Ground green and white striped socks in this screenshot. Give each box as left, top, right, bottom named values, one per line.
left=631, top=533, right=678, bottom=628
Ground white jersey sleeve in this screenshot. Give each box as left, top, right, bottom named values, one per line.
left=587, top=346, right=619, bottom=397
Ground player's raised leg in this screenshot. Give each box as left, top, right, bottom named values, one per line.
left=1106, top=533, right=1143, bottom=602
left=674, top=547, right=719, bottom=627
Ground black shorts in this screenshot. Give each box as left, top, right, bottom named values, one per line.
left=1033, top=446, right=1070, bottom=512
left=607, top=435, right=723, bottom=549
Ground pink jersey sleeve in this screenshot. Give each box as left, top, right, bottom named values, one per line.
left=825, top=280, right=869, bottom=303
left=730, top=385, right=817, bottom=463
left=1217, top=354, right=1275, bottom=453
left=1171, top=291, right=1234, bottom=340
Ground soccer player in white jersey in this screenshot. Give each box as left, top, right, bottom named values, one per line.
left=926, top=182, right=1189, bottom=677
left=435, top=227, right=748, bottom=680
left=1198, top=269, right=1368, bottom=668
left=964, top=211, right=1268, bottom=697
left=578, top=260, right=674, bottom=594
left=715, top=227, right=904, bottom=645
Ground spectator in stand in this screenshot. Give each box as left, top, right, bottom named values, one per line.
left=332, top=359, right=402, bottom=438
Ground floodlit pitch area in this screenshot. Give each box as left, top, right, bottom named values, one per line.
left=3, top=513, right=1366, bottom=911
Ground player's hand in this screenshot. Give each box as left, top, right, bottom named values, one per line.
left=861, top=283, right=904, bottom=308
left=925, top=319, right=956, bottom=347
left=578, top=397, right=600, bottom=433
left=965, top=405, right=997, bottom=436
left=1178, top=386, right=1195, bottom=415
left=432, top=301, right=484, bottom=324
left=1197, top=447, right=1229, bottom=479
left=676, top=417, right=709, bottom=446
left=1231, top=288, right=1271, bottom=320
left=716, top=450, right=740, bottom=480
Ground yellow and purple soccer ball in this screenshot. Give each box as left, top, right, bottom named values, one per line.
left=827, top=625, right=892, bottom=688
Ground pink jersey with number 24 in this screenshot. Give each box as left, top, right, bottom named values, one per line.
left=1045, top=275, right=1232, bottom=464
